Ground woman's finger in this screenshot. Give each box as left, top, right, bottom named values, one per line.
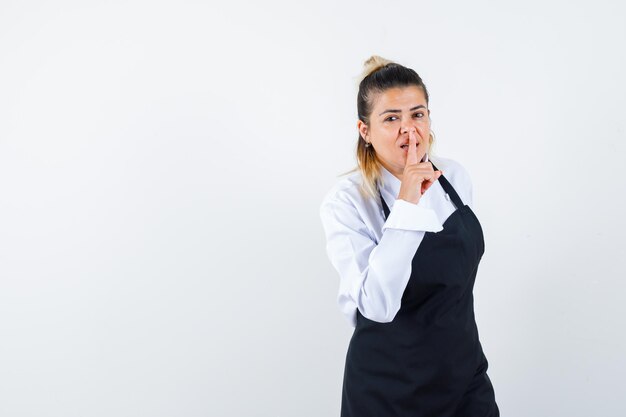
left=421, top=171, right=443, bottom=194
left=406, top=129, right=418, bottom=166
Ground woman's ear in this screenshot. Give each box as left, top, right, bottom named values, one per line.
left=357, top=120, right=368, bottom=140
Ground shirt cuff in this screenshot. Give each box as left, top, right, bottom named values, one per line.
left=382, top=199, right=444, bottom=232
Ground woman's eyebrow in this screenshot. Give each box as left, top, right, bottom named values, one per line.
left=379, top=105, right=426, bottom=116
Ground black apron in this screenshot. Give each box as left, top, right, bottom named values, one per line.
left=341, top=162, right=499, bottom=417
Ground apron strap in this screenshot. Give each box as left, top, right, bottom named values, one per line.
left=379, top=187, right=391, bottom=220
left=430, top=162, right=465, bottom=210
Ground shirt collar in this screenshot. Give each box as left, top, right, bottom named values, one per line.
left=380, top=165, right=401, bottom=199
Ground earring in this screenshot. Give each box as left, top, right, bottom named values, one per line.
left=365, top=141, right=372, bottom=148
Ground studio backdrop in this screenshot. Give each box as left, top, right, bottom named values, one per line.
left=0, top=1, right=624, bottom=416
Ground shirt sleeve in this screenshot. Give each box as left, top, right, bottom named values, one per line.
left=320, top=195, right=440, bottom=326
left=466, top=168, right=474, bottom=208
left=468, top=176, right=474, bottom=208
left=382, top=199, right=444, bottom=232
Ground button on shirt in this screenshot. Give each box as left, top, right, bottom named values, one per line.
left=319, top=155, right=474, bottom=328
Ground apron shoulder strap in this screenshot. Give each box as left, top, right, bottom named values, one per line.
left=430, top=162, right=465, bottom=209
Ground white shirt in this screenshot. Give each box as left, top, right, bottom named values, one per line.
left=319, top=154, right=474, bottom=328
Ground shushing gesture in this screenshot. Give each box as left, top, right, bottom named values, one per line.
left=397, top=127, right=443, bottom=205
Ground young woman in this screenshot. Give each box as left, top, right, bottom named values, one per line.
left=319, top=56, right=500, bottom=417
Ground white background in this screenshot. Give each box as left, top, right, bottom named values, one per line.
left=1, top=1, right=625, bottom=416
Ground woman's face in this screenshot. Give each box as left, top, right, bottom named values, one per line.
left=358, top=85, right=431, bottom=179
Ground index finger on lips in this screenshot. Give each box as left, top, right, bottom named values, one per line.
left=406, top=128, right=418, bottom=166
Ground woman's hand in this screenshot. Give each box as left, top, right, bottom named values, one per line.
left=397, top=127, right=443, bottom=205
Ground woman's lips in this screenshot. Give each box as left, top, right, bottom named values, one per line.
left=400, top=143, right=419, bottom=151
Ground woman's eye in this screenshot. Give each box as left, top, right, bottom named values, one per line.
left=385, top=113, right=424, bottom=122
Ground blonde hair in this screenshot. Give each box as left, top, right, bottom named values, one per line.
left=340, top=55, right=436, bottom=200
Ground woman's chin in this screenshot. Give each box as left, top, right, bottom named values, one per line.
left=399, top=149, right=426, bottom=162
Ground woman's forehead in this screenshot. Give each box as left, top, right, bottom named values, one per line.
left=373, top=86, right=427, bottom=110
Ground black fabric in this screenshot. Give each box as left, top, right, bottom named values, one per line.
left=341, top=162, right=499, bottom=417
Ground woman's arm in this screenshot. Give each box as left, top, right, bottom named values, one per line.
left=320, top=194, right=442, bottom=324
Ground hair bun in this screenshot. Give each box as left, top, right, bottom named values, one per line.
left=358, top=55, right=395, bottom=83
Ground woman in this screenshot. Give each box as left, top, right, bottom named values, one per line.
left=319, top=55, right=500, bottom=417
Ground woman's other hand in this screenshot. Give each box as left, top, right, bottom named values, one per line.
left=397, top=128, right=443, bottom=205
